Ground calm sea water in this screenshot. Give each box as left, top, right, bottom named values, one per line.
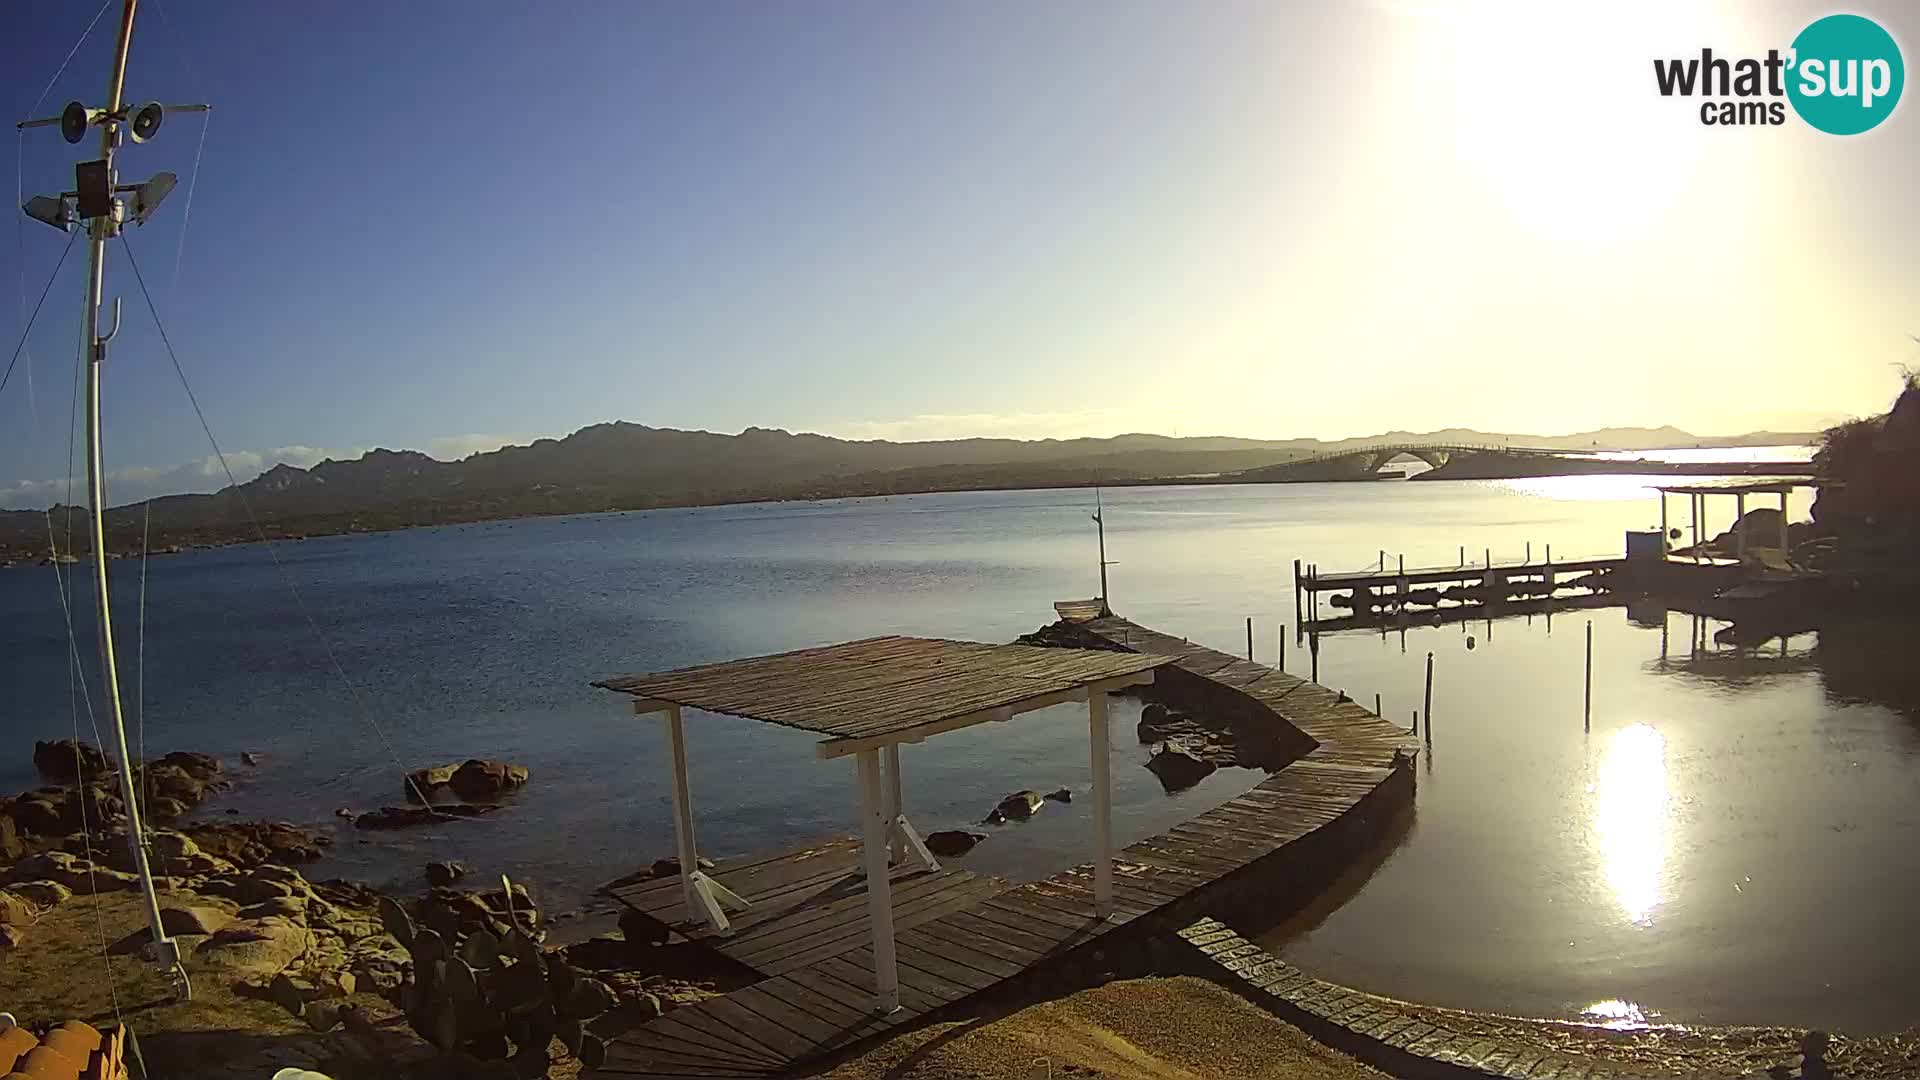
left=7, top=454, right=1915, bottom=1031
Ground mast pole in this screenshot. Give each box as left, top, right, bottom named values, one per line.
left=82, top=0, right=189, bottom=998
left=1093, top=488, right=1110, bottom=615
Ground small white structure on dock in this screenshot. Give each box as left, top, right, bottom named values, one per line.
left=595, top=635, right=1167, bottom=1012
left=1652, top=478, right=1812, bottom=565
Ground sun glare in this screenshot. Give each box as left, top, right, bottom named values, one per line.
left=1593, top=723, right=1672, bottom=926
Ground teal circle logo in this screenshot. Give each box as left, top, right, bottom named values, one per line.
left=1787, top=14, right=1904, bottom=135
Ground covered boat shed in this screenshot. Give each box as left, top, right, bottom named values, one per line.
left=594, top=635, right=1168, bottom=1012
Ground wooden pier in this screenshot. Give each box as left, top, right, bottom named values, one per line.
left=1297, top=554, right=1625, bottom=622
left=590, top=610, right=1415, bottom=1079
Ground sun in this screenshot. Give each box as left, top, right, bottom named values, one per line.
left=1436, top=1, right=1728, bottom=249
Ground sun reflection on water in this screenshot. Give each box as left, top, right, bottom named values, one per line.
left=1593, top=723, right=1670, bottom=926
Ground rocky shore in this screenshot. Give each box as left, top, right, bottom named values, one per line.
left=0, top=742, right=729, bottom=1079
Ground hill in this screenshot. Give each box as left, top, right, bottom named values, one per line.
left=0, top=422, right=1813, bottom=560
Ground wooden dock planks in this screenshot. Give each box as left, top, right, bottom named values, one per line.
left=594, top=612, right=1415, bottom=1079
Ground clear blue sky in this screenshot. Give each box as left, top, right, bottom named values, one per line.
left=3, top=1, right=1916, bottom=506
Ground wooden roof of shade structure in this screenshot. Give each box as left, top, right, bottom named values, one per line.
left=595, top=635, right=1169, bottom=759
left=596, top=632, right=1165, bottom=1008
left=1653, top=477, right=1814, bottom=495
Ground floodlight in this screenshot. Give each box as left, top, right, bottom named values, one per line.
left=130, top=172, right=176, bottom=225
left=22, top=195, right=73, bottom=232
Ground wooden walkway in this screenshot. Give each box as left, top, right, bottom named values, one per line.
left=591, top=610, right=1417, bottom=1079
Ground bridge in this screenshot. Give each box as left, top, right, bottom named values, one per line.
left=1229, top=444, right=1816, bottom=484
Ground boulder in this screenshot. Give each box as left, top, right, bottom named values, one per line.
left=1145, top=741, right=1216, bottom=792
left=446, top=759, right=530, bottom=802
left=160, top=904, right=234, bottom=936
left=148, top=796, right=190, bottom=821
left=995, top=791, right=1044, bottom=821
left=139, top=764, right=208, bottom=806
left=13, top=881, right=72, bottom=909
left=353, top=804, right=498, bottom=830
left=0, top=890, right=36, bottom=925
left=305, top=999, right=343, bottom=1033
left=156, top=750, right=222, bottom=780
left=0, top=813, right=21, bottom=861
left=1044, top=788, right=1073, bottom=803
left=184, top=821, right=329, bottom=868
left=9, top=796, right=64, bottom=837
left=925, top=831, right=986, bottom=858
left=33, top=739, right=112, bottom=783
left=5, top=851, right=137, bottom=893
left=239, top=896, right=310, bottom=922
left=980, top=808, right=1007, bottom=826
left=0, top=925, right=21, bottom=950
left=194, top=921, right=312, bottom=975
left=270, top=972, right=323, bottom=1014
left=404, top=763, right=457, bottom=803
left=148, top=830, right=200, bottom=861
left=1137, top=703, right=1179, bottom=742
left=425, top=861, right=466, bottom=887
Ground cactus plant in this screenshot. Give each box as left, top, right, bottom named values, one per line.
left=391, top=878, right=612, bottom=1074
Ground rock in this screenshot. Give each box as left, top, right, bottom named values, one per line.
left=0, top=891, right=36, bottom=925
left=447, top=759, right=530, bottom=802
left=570, top=976, right=620, bottom=1018
left=239, top=896, right=309, bottom=922
left=1137, top=703, right=1178, bottom=742
left=148, top=796, right=190, bottom=820
left=404, top=763, right=457, bottom=803
left=194, top=921, right=312, bottom=975
left=631, top=992, right=664, bottom=1020
left=425, top=861, right=466, bottom=887
left=270, top=972, right=322, bottom=1013
left=12, top=881, right=71, bottom=909
left=8, top=796, right=63, bottom=837
left=33, top=739, right=112, bottom=783
left=995, top=791, right=1044, bottom=820
left=156, top=750, right=223, bottom=779
left=981, top=808, right=1007, bottom=826
left=305, top=999, right=343, bottom=1032
left=353, top=804, right=498, bottom=830
left=925, top=831, right=986, bottom=857
left=5, top=851, right=137, bottom=893
left=148, top=830, right=200, bottom=860
left=0, top=813, right=21, bottom=861
left=1044, top=787, right=1072, bottom=803
left=138, top=763, right=207, bottom=807
left=334, top=807, right=354, bottom=819
left=183, top=820, right=328, bottom=868
left=315, top=969, right=357, bottom=998
left=1145, top=741, right=1216, bottom=792
left=0, top=925, right=21, bottom=950
left=241, top=752, right=262, bottom=767
left=160, top=904, right=233, bottom=936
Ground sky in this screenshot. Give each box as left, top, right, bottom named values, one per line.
left=1, top=0, right=1916, bottom=507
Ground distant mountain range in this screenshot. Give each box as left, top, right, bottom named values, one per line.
left=0, top=422, right=1816, bottom=560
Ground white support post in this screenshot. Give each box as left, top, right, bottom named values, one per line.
left=1088, top=688, right=1114, bottom=916
left=1736, top=493, right=1747, bottom=559
left=884, top=744, right=904, bottom=863
left=664, top=706, right=701, bottom=914
left=856, top=749, right=900, bottom=1012
left=1780, top=490, right=1790, bottom=551
left=881, top=744, right=940, bottom=872
left=1659, top=494, right=1668, bottom=558
left=661, top=705, right=750, bottom=933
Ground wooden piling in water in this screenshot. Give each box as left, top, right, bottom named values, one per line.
left=1423, top=652, right=1434, bottom=734
left=1584, top=621, right=1593, bottom=732
left=1374, top=692, right=1382, bottom=717
left=1246, top=617, right=1253, bottom=662
left=1278, top=626, right=1286, bottom=673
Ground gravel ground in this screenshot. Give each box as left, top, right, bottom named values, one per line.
left=813, top=975, right=1386, bottom=1080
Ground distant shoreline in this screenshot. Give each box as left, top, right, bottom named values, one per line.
left=0, top=448, right=1818, bottom=566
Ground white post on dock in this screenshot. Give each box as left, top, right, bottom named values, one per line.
left=1779, top=490, right=1790, bottom=550
left=1692, top=494, right=1703, bottom=561
left=1088, top=687, right=1114, bottom=916
left=658, top=704, right=749, bottom=932
left=884, top=744, right=905, bottom=863
left=856, top=748, right=901, bottom=1012
left=1735, top=493, right=1747, bottom=560
left=1659, top=493, right=1669, bottom=557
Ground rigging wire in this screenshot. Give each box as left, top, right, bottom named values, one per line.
left=120, top=235, right=440, bottom=809
left=23, top=0, right=116, bottom=118
left=0, top=230, right=79, bottom=401
left=147, top=0, right=211, bottom=312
